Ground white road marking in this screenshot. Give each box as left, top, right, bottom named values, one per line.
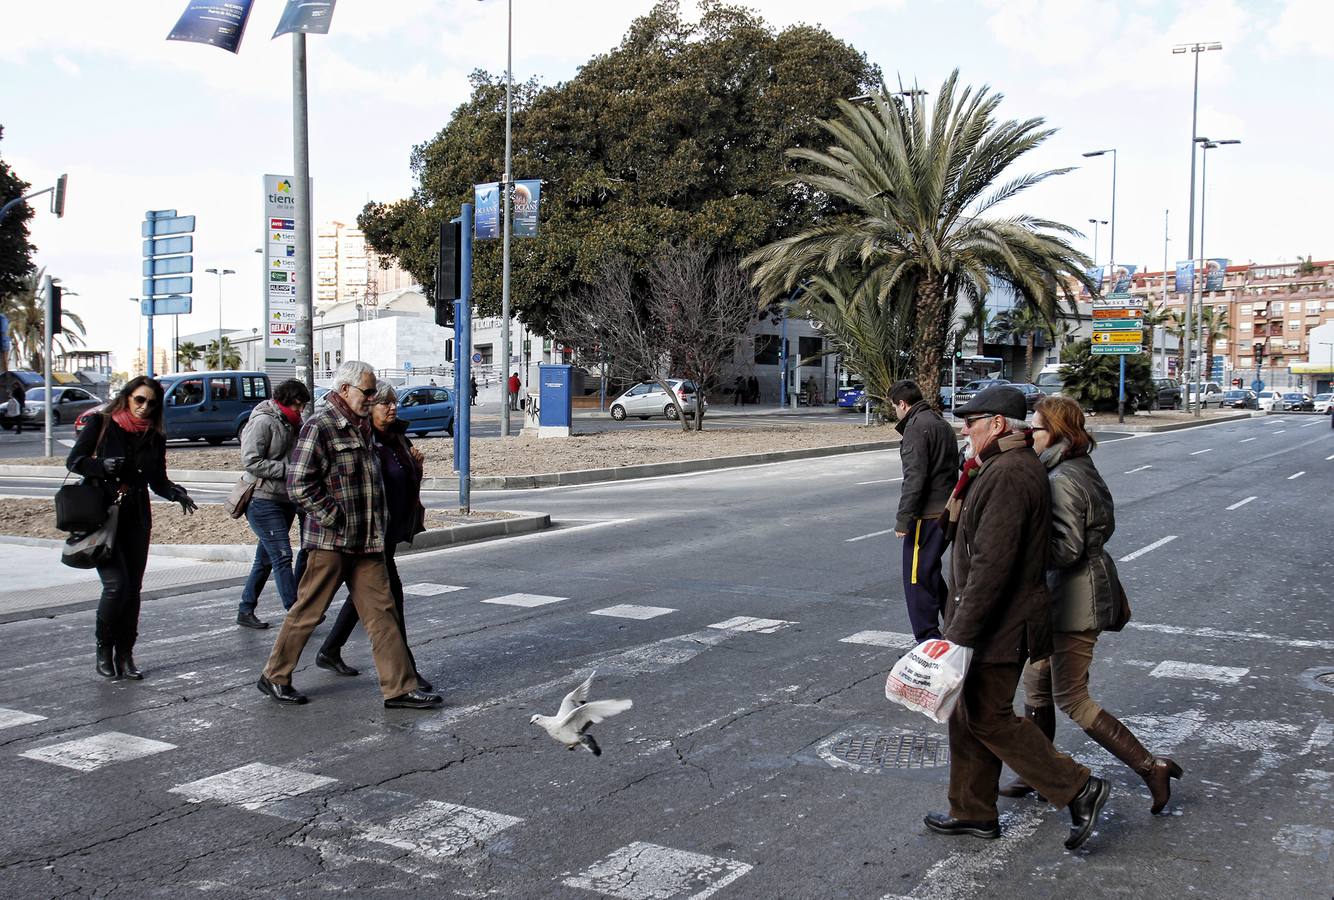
left=1124, top=465, right=1152, bottom=474
left=169, top=762, right=337, bottom=810
left=1302, top=420, right=1322, bottom=427
left=396, top=518, right=636, bottom=556
left=58, top=438, right=76, bottom=448
left=1239, top=437, right=1257, bottom=443
left=20, top=732, right=176, bottom=772
left=1302, top=722, right=1334, bottom=756
left=1272, top=429, right=1286, bottom=434
left=1189, top=448, right=1213, bottom=455
left=0, top=708, right=47, bottom=730
left=402, top=582, right=466, bottom=596
left=590, top=604, right=677, bottom=620
left=846, top=528, right=896, bottom=543
left=1119, top=535, right=1178, bottom=562
left=1327, top=454, right=1334, bottom=461
left=1273, top=824, right=1334, bottom=859
left=880, top=805, right=1046, bottom=900
left=480, top=592, right=567, bottom=608
left=839, top=630, right=917, bottom=650
left=857, top=477, right=903, bottom=485
left=1128, top=621, right=1334, bottom=651
left=1288, top=471, right=1305, bottom=480
left=1226, top=496, right=1258, bottom=510
left=563, top=841, right=753, bottom=900
left=1120, top=709, right=1208, bottom=755
left=358, top=799, right=523, bottom=859
left=1149, top=660, right=1249, bottom=685
left=707, top=616, right=796, bottom=634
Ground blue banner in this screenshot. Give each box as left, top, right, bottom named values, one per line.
left=1110, top=264, right=1137, bottom=294
left=513, top=179, right=542, bottom=237
left=273, top=0, right=337, bottom=38
left=474, top=183, right=500, bottom=240
left=1204, top=258, right=1229, bottom=292
left=1084, top=265, right=1104, bottom=294
left=1174, top=260, right=1193, bottom=294
left=166, top=1, right=254, bottom=53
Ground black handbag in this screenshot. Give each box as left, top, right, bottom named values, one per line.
left=54, top=416, right=112, bottom=533
left=61, top=503, right=120, bottom=569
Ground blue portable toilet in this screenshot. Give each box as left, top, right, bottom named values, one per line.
left=538, top=363, right=573, bottom=438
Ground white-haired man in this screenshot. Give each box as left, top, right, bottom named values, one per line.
left=258, top=361, right=441, bottom=710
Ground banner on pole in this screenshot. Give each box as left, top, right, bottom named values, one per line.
left=1174, top=260, right=1193, bottom=294
left=1109, top=264, right=1137, bottom=294
left=513, top=179, right=542, bottom=237
left=166, top=1, right=254, bottom=53
left=273, top=0, right=337, bottom=37
left=473, top=183, right=500, bottom=239
left=1204, top=258, right=1229, bottom=291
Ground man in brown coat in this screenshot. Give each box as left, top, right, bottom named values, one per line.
left=925, top=385, right=1110, bottom=850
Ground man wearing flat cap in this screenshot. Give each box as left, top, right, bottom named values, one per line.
left=925, top=385, right=1110, bottom=851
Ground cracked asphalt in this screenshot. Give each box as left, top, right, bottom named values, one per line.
left=0, top=413, right=1331, bottom=898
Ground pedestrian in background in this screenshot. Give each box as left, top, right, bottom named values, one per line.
left=11, top=382, right=25, bottom=433
left=926, top=385, right=1109, bottom=850
left=469, top=374, right=478, bottom=406
left=1002, top=395, right=1182, bottom=813
left=67, top=376, right=197, bottom=680
left=257, top=360, right=439, bottom=709
left=317, top=380, right=432, bottom=689
left=733, top=375, right=745, bottom=406
left=508, top=371, right=521, bottom=410
left=747, top=375, right=759, bottom=405
left=890, top=380, right=958, bottom=641
left=236, top=378, right=311, bottom=629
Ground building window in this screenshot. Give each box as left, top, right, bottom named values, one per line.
left=754, top=334, right=780, bottom=366
left=1239, top=358, right=1252, bottom=368
left=1289, top=302, right=1302, bottom=311
left=797, top=336, right=822, bottom=367
left=1289, top=320, right=1301, bottom=331
left=1239, top=322, right=1251, bottom=331
left=1307, top=300, right=1322, bottom=313
left=445, top=339, right=453, bottom=363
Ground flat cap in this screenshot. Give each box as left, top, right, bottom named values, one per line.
left=954, top=385, right=1028, bottom=421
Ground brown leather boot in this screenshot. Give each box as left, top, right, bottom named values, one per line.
left=1084, top=709, right=1183, bottom=814
left=999, top=705, right=1056, bottom=797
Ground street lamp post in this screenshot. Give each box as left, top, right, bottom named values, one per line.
left=1084, top=148, right=1120, bottom=420
left=1173, top=41, right=1222, bottom=414
left=1319, top=342, right=1334, bottom=395
left=1194, top=137, right=1240, bottom=408
left=205, top=267, right=235, bottom=369
left=316, top=310, right=325, bottom=376
left=1087, top=218, right=1107, bottom=269
left=355, top=302, right=363, bottom=360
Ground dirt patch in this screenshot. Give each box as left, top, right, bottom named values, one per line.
left=1085, top=409, right=1255, bottom=426
left=0, top=500, right=513, bottom=544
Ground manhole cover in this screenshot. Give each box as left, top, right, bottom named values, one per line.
left=829, top=733, right=950, bottom=769
left=1317, top=673, right=1334, bottom=688
left=1301, top=668, right=1334, bottom=695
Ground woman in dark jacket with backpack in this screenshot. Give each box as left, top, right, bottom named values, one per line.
left=1001, top=395, right=1183, bottom=814
left=66, top=376, right=197, bottom=679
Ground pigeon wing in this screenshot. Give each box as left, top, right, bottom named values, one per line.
left=559, top=698, right=632, bottom=732
left=557, top=670, right=596, bottom=718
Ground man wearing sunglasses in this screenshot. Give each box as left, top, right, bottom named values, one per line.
left=258, top=360, right=441, bottom=710
left=925, top=385, right=1110, bottom=851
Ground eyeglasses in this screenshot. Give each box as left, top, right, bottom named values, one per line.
left=347, top=383, right=374, bottom=398
left=963, top=414, right=996, bottom=426
left=130, top=395, right=157, bottom=409
left=1030, top=426, right=1048, bottom=432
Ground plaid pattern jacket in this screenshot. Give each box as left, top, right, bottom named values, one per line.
left=286, top=396, right=387, bottom=553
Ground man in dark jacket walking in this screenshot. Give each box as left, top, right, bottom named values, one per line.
left=890, top=380, right=958, bottom=641
left=925, top=385, right=1109, bottom=851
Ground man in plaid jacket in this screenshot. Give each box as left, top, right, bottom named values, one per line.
left=258, top=360, right=442, bottom=709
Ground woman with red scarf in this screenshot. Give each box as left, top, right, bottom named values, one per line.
left=67, top=376, right=197, bottom=679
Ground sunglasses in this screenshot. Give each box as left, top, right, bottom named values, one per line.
left=130, top=394, right=158, bottom=409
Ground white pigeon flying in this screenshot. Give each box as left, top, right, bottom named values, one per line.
left=530, top=670, right=632, bottom=756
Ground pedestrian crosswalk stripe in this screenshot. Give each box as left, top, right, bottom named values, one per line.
left=589, top=604, right=677, bottom=620
left=0, top=707, right=47, bottom=730
left=707, top=616, right=795, bottom=634
left=20, top=732, right=176, bottom=772
left=839, top=630, right=917, bottom=650
left=358, top=799, right=523, bottom=859
left=403, top=582, right=466, bottom=596
left=481, top=592, right=567, bottom=608
left=170, top=762, right=336, bottom=810
left=563, top=841, right=752, bottom=900
left=1149, top=660, right=1249, bottom=685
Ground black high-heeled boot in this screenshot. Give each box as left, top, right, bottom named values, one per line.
left=95, top=643, right=116, bottom=678
left=114, top=647, right=143, bottom=680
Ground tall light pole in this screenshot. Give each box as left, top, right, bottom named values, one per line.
left=1195, top=137, right=1239, bottom=405
left=1087, top=218, right=1107, bottom=269
left=1084, top=147, right=1120, bottom=419
left=205, top=267, right=235, bottom=369
left=1173, top=41, right=1222, bottom=412
left=1319, top=342, right=1334, bottom=394
left=1161, top=209, right=1170, bottom=377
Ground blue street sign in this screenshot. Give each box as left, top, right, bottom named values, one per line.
left=145, top=209, right=178, bottom=219
left=403, top=361, right=413, bottom=372
left=143, top=236, right=193, bottom=257
left=142, top=256, right=193, bottom=277
left=142, top=276, right=193, bottom=297
left=140, top=297, right=193, bottom=316
left=140, top=215, right=196, bottom=238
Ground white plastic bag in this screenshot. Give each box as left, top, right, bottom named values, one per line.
left=885, top=639, right=974, bottom=723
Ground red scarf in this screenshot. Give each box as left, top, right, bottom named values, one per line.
left=112, top=408, right=152, bottom=434
left=275, top=401, right=302, bottom=429
left=940, top=429, right=1033, bottom=542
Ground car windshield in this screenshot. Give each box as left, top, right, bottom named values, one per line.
left=1036, top=374, right=1062, bottom=387
left=1316, top=394, right=1332, bottom=401
left=24, top=389, right=55, bottom=401
left=1223, top=391, right=1245, bottom=398
left=1282, top=393, right=1303, bottom=400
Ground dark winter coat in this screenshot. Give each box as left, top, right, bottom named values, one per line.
left=942, top=438, right=1054, bottom=663
left=373, top=420, right=426, bottom=546
left=240, top=400, right=299, bottom=502
left=894, top=400, right=959, bottom=532
left=1041, top=442, right=1127, bottom=633
left=66, top=413, right=181, bottom=504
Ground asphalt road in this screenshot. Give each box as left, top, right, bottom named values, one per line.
left=0, top=414, right=1330, bottom=898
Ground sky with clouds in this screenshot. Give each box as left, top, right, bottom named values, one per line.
left=1, top=0, right=1330, bottom=371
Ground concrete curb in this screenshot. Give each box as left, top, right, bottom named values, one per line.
left=1087, top=412, right=1257, bottom=434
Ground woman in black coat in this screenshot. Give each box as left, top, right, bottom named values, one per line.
left=67, top=377, right=197, bottom=679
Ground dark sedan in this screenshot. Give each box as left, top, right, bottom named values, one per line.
left=1011, top=382, right=1044, bottom=412
left=1219, top=389, right=1259, bottom=410
left=1152, top=378, right=1183, bottom=410
left=1280, top=392, right=1315, bottom=411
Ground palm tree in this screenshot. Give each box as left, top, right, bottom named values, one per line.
left=177, top=341, right=203, bottom=371
left=0, top=267, right=87, bottom=370
left=1199, top=305, right=1230, bottom=381
left=992, top=302, right=1050, bottom=381
left=746, top=70, right=1094, bottom=405
left=957, top=301, right=992, bottom=357
left=204, top=337, right=241, bottom=371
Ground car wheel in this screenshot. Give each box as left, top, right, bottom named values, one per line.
left=665, top=404, right=680, bottom=420
left=610, top=404, right=626, bottom=421
left=51, top=410, right=61, bottom=425
left=414, top=431, right=429, bottom=438
left=205, top=436, right=225, bottom=446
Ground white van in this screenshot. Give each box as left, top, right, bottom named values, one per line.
left=1036, top=365, right=1064, bottom=396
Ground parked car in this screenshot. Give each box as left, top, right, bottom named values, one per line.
left=1151, top=378, right=1182, bottom=410
left=1280, top=392, right=1315, bottom=411
left=396, top=385, right=455, bottom=437
left=952, top=378, right=1011, bottom=408
left=608, top=379, right=707, bottom=421
left=75, top=371, right=271, bottom=445
left=1186, top=381, right=1225, bottom=409
left=1255, top=389, right=1285, bottom=412
left=1219, top=389, right=1259, bottom=410
left=1011, top=383, right=1044, bottom=412
left=21, top=386, right=103, bottom=425
left=939, top=385, right=954, bottom=409
left=836, top=383, right=866, bottom=411
left=1314, top=392, right=1333, bottom=414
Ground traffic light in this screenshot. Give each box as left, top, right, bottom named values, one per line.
left=434, top=219, right=461, bottom=328
left=52, top=174, right=67, bottom=218
left=50, top=285, right=62, bottom=334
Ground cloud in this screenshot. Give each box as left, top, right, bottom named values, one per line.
left=1267, top=0, right=1334, bottom=57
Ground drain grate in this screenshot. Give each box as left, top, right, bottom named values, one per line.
left=829, top=732, right=950, bottom=769
left=1318, top=673, right=1334, bottom=688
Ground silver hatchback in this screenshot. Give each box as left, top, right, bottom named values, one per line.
left=609, top=379, right=708, bottom=421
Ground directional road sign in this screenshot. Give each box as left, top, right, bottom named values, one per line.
left=1091, top=329, right=1142, bottom=345
left=1092, top=307, right=1144, bottom=320
left=142, top=276, right=193, bottom=297
left=142, top=236, right=192, bottom=257
left=141, top=215, right=196, bottom=238
left=1092, top=319, right=1144, bottom=330
left=1091, top=344, right=1142, bottom=355
left=142, top=256, right=193, bottom=277
left=140, top=297, right=193, bottom=316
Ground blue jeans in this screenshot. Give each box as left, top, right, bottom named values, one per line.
left=240, top=498, right=298, bottom=614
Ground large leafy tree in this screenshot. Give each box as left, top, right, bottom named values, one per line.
left=0, top=125, right=37, bottom=302
left=359, top=1, right=879, bottom=334
left=746, top=70, right=1095, bottom=406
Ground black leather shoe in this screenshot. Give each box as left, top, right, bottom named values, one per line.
left=1066, top=776, right=1111, bottom=850
left=923, top=812, right=1000, bottom=839
left=316, top=651, right=359, bottom=677
left=115, top=649, right=143, bottom=680
left=237, top=611, right=270, bottom=629
left=257, top=675, right=308, bottom=705
left=384, top=689, right=443, bottom=709
left=95, top=644, right=116, bottom=679
left=415, top=675, right=434, bottom=692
